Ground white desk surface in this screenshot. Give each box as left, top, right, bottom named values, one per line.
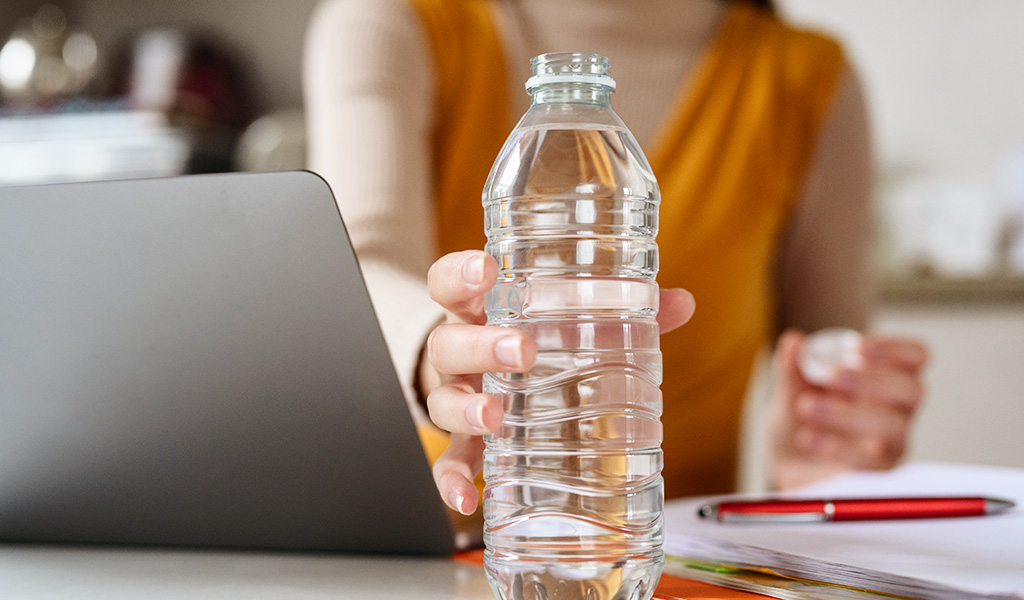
left=0, top=545, right=496, bottom=599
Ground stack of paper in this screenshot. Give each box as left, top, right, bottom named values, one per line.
left=663, top=462, right=1024, bottom=600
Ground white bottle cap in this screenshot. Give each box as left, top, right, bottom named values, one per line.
left=798, top=328, right=864, bottom=386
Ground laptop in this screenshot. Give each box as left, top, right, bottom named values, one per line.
left=0, top=171, right=456, bottom=555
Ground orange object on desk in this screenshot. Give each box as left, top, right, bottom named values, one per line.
left=453, top=550, right=772, bottom=600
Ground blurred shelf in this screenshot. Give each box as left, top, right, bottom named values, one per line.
left=880, top=274, right=1024, bottom=303
left=0, top=100, right=237, bottom=186
left=0, top=107, right=191, bottom=185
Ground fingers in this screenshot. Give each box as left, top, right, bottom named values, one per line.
left=427, top=383, right=503, bottom=435
left=774, top=329, right=808, bottom=395
left=427, top=324, right=536, bottom=375
left=427, top=250, right=498, bottom=325
left=789, top=367, right=921, bottom=468
left=424, top=251, right=534, bottom=516
left=657, top=288, right=696, bottom=334
left=791, top=423, right=906, bottom=470
left=787, top=390, right=909, bottom=471
left=793, top=391, right=910, bottom=451
left=433, top=433, right=485, bottom=515
left=788, top=363, right=923, bottom=471
left=832, top=367, right=924, bottom=411
left=861, top=335, right=929, bottom=374
left=777, top=329, right=806, bottom=367
left=423, top=319, right=535, bottom=514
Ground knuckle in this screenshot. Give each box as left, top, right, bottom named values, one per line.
left=861, top=435, right=901, bottom=467
left=431, top=454, right=448, bottom=483
left=885, top=374, right=923, bottom=409
left=426, top=257, right=455, bottom=304
left=425, top=388, right=447, bottom=422
left=864, top=438, right=888, bottom=463
left=425, top=327, right=443, bottom=369
left=906, top=378, right=925, bottom=407
left=894, top=410, right=913, bottom=434
left=887, top=430, right=909, bottom=460
left=794, top=426, right=822, bottom=454
left=426, top=261, right=439, bottom=294
left=792, top=389, right=818, bottom=413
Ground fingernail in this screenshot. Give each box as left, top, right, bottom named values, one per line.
left=462, top=255, right=485, bottom=285
left=450, top=491, right=469, bottom=516
left=465, top=397, right=486, bottom=430
left=494, top=336, right=524, bottom=369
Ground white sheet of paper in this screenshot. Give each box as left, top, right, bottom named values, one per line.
left=663, top=462, right=1024, bottom=599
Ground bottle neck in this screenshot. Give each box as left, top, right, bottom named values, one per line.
left=529, top=83, right=614, bottom=107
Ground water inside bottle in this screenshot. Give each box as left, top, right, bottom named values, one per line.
left=483, top=124, right=663, bottom=600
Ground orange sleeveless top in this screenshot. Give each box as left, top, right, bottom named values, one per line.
left=409, top=0, right=845, bottom=497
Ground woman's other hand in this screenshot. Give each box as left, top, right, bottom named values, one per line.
left=771, top=329, right=929, bottom=490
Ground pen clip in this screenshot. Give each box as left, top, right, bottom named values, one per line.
left=717, top=510, right=829, bottom=524
left=700, top=501, right=833, bottom=523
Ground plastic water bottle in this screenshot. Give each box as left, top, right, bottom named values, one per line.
left=481, top=53, right=663, bottom=600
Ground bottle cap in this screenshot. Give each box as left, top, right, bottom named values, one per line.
left=525, top=52, right=616, bottom=91
left=799, top=328, right=864, bottom=385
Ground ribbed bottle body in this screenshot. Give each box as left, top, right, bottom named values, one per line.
left=481, top=112, right=663, bottom=600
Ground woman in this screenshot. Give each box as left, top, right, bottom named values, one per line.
left=303, top=0, right=928, bottom=515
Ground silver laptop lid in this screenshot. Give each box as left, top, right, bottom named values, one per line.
left=0, top=171, right=454, bottom=555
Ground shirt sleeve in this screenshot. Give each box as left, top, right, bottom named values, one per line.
left=774, top=63, right=876, bottom=334
left=303, top=0, right=444, bottom=416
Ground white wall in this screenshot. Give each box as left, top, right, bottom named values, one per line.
left=778, top=0, right=1024, bottom=180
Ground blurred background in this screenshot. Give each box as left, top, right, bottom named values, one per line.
left=1, top=1, right=1021, bottom=475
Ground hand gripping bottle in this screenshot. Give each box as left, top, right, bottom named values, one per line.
left=481, top=53, right=664, bottom=600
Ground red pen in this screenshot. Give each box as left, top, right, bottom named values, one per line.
left=698, top=496, right=1016, bottom=523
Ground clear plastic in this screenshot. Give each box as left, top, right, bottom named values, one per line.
left=481, top=53, right=664, bottom=600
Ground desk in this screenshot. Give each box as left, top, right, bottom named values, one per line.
left=0, top=546, right=495, bottom=600
left=0, top=545, right=773, bottom=600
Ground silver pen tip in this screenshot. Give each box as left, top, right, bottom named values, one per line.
left=986, top=498, right=1016, bottom=514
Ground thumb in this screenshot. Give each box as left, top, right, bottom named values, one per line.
left=774, top=329, right=808, bottom=406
